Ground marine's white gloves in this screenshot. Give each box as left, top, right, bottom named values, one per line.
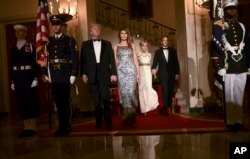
left=70, top=76, right=76, bottom=84
left=217, top=68, right=226, bottom=81
left=31, top=80, right=38, bottom=88
left=11, top=83, right=15, bottom=91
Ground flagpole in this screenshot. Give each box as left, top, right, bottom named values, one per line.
left=44, top=43, right=53, bottom=130
left=36, top=0, right=52, bottom=130
left=211, top=0, right=226, bottom=125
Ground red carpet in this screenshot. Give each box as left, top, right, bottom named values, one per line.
left=39, top=110, right=227, bottom=137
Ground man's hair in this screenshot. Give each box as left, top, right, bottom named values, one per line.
left=161, top=36, right=169, bottom=40
left=90, top=23, right=102, bottom=30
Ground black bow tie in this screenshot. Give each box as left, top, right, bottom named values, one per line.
left=93, top=38, right=101, bottom=42
left=162, top=47, right=168, bottom=50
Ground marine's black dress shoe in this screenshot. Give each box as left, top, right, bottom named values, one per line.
left=226, top=123, right=246, bottom=132
left=234, top=123, right=246, bottom=131
left=226, top=124, right=236, bottom=131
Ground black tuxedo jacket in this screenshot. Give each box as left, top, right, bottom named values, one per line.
left=80, top=39, right=117, bottom=84
left=152, top=47, right=180, bottom=83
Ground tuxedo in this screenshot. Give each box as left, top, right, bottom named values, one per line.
left=152, top=47, right=180, bottom=112
left=80, top=39, right=117, bottom=128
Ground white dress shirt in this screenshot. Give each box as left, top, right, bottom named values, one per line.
left=93, top=40, right=101, bottom=63
left=163, top=48, right=169, bottom=62
left=55, top=33, right=62, bottom=39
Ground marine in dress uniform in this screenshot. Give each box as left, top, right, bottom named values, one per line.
left=211, top=0, right=250, bottom=131
left=46, top=15, right=79, bottom=136
left=10, top=24, right=40, bottom=137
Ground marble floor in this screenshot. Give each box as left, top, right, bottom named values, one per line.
left=0, top=112, right=250, bottom=159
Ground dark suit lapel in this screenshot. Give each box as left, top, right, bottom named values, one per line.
left=161, top=49, right=168, bottom=63
left=100, top=40, right=107, bottom=61
left=88, top=40, right=97, bottom=63
left=168, top=49, right=174, bottom=62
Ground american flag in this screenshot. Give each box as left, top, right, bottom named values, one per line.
left=36, top=0, right=50, bottom=67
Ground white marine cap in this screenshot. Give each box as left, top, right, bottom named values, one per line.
left=223, top=0, right=238, bottom=9
left=13, top=24, right=27, bottom=31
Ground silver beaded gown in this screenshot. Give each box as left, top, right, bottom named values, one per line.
left=117, top=46, right=138, bottom=126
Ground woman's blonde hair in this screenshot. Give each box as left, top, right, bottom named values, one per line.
left=139, top=39, right=149, bottom=47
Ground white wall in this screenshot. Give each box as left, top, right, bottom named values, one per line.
left=185, top=0, right=212, bottom=107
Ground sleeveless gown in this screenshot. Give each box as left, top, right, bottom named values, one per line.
left=117, top=46, right=138, bottom=126
left=137, top=52, right=159, bottom=113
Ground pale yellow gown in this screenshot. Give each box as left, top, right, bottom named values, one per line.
left=137, top=52, right=159, bottom=113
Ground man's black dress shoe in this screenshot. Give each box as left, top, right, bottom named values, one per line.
left=96, top=123, right=103, bottom=128
left=53, top=129, right=71, bottom=136
left=163, top=110, right=169, bottom=116
left=106, top=125, right=112, bottom=130
left=18, top=130, right=37, bottom=137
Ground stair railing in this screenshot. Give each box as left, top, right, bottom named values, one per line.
left=96, top=0, right=176, bottom=47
